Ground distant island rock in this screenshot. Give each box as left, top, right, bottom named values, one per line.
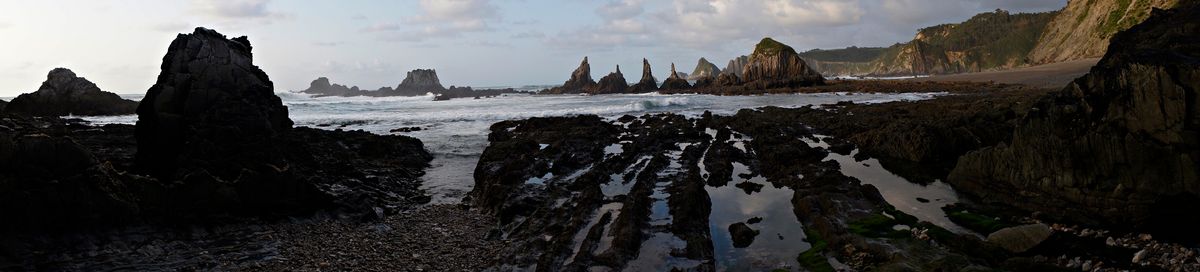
left=592, top=65, right=628, bottom=94
left=687, top=57, right=721, bottom=80
left=544, top=57, right=598, bottom=94
left=741, top=37, right=825, bottom=89
left=299, top=69, right=525, bottom=99
left=3, top=68, right=137, bottom=116
left=628, top=58, right=659, bottom=93
left=660, top=63, right=692, bottom=90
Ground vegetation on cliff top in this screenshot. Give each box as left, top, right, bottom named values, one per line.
left=753, top=37, right=796, bottom=56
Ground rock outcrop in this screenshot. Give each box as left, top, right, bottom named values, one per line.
left=741, top=38, right=824, bottom=89
left=395, top=69, right=446, bottom=95
left=592, top=65, right=629, bottom=94
left=3, top=68, right=137, bottom=117
left=544, top=57, right=597, bottom=94
left=948, top=5, right=1200, bottom=239
left=628, top=58, right=659, bottom=93
left=0, top=100, right=6, bottom=112
left=714, top=72, right=741, bottom=86
left=134, top=27, right=432, bottom=217
left=687, top=57, right=721, bottom=80
left=300, top=77, right=370, bottom=97
left=659, top=63, right=691, bottom=90
left=723, top=55, right=749, bottom=77
left=1029, top=0, right=1179, bottom=64
left=986, top=223, right=1051, bottom=253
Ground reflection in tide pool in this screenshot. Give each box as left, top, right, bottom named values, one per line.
left=707, top=162, right=809, bottom=271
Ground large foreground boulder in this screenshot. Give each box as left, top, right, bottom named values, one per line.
left=3, top=68, right=137, bottom=117
left=135, top=27, right=431, bottom=216
left=949, top=5, right=1200, bottom=239
left=741, top=38, right=825, bottom=89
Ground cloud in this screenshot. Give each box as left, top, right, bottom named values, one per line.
left=313, top=41, right=345, bottom=47
left=191, top=0, right=289, bottom=25
left=510, top=30, right=546, bottom=39
left=367, top=0, right=501, bottom=42
left=0, top=22, right=10, bottom=29
left=547, top=0, right=1063, bottom=52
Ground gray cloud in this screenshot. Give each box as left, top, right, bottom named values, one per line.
left=367, top=0, right=502, bottom=42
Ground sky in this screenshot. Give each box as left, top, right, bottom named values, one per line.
left=0, top=0, right=1065, bottom=97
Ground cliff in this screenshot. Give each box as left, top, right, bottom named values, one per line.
left=1028, top=0, right=1179, bottom=64
left=741, top=37, right=824, bottom=88
left=3, top=68, right=137, bottom=116
left=722, top=55, right=749, bottom=77
left=687, top=57, right=721, bottom=80
left=948, top=5, right=1200, bottom=238
left=869, top=10, right=1057, bottom=76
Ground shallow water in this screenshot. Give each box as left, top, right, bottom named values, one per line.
left=85, top=91, right=945, bottom=204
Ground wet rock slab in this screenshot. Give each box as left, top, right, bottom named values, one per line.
left=469, top=110, right=1006, bottom=271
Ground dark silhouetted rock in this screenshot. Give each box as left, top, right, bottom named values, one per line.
left=688, top=57, right=721, bottom=80
left=592, top=65, right=629, bottom=94
left=395, top=69, right=446, bottom=94
left=300, top=77, right=370, bottom=97
left=949, top=5, right=1200, bottom=240
left=729, top=222, right=759, bottom=248
left=660, top=63, right=691, bottom=90
left=0, top=100, right=6, bottom=112
left=136, top=27, right=293, bottom=180
left=628, top=58, right=659, bottom=93
left=3, top=68, right=137, bottom=117
left=742, top=37, right=825, bottom=89
left=544, top=57, right=597, bottom=94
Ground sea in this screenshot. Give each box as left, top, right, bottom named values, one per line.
left=79, top=91, right=942, bottom=203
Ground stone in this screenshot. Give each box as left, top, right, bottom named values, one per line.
left=723, top=55, right=749, bottom=78
left=741, top=37, right=825, bottom=89
left=3, top=68, right=137, bottom=116
left=729, top=222, right=759, bottom=248
left=986, top=223, right=1051, bottom=253
left=544, top=57, right=597, bottom=94
left=688, top=57, right=721, bottom=80
left=628, top=58, right=659, bottom=93
left=136, top=27, right=293, bottom=180
left=660, top=63, right=691, bottom=90
left=396, top=69, right=446, bottom=93
left=948, top=5, right=1200, bottom=240
left=592, top=65, right=629, bottom=94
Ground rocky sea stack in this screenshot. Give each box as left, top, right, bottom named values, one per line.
left=723, top=55, right=749, bottom=77
left=545, top=57, right=597, bottom=94
left=948, top=5, right=1200, bottom=239
left=628, top=58, right=659, bottom=93
left=593, top=65, right=629, bottom=94
left=660, top=63, right=692, bottom=90
left=301, top=77, right=369, bottom=97
left=135, top=27, right=431, bottom=216
left=3, top=68, right=137, bottom=116
left=687, top=57, right=721, bottom=80
left=741, top=37, right=825, bottom=89
left=395, top=69, right=446, bottom=94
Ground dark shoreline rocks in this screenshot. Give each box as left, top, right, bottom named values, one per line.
left=948, top=5, right=1200, bottom=241
left=3, top=68, right=137, bottom=117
